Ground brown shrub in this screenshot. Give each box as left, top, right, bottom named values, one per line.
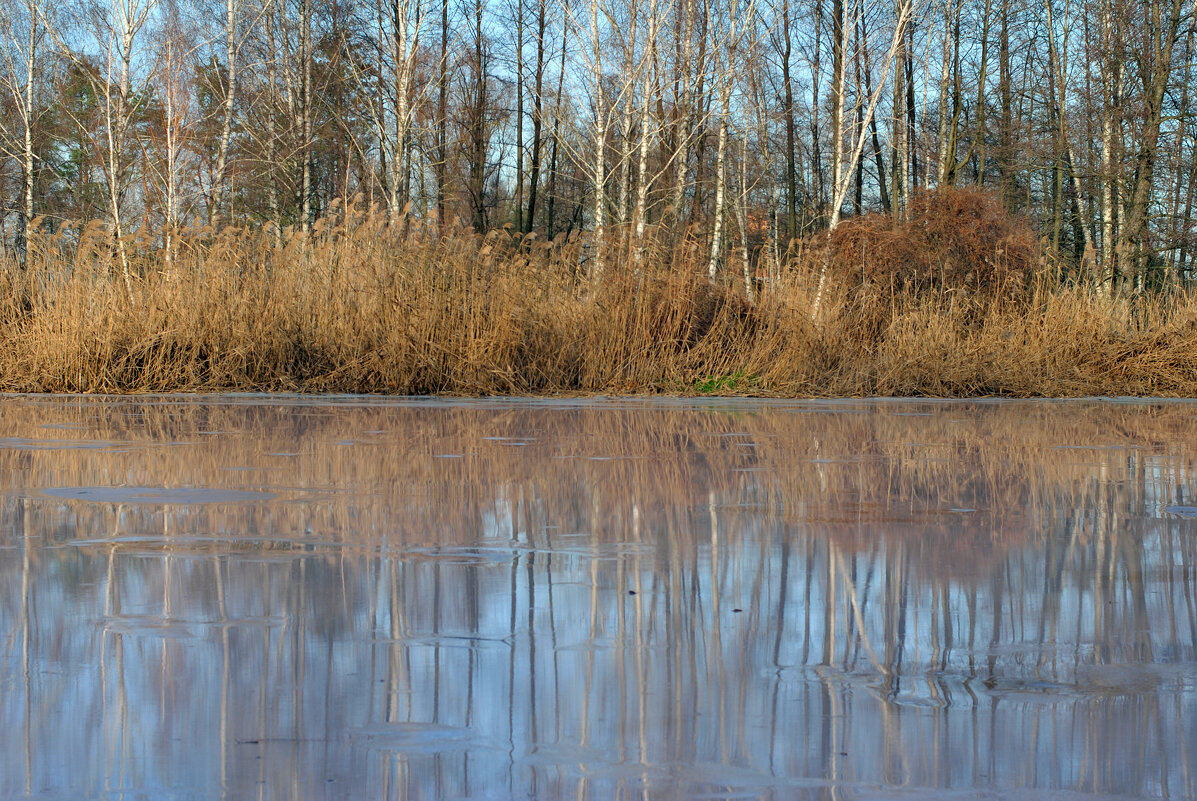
left=828, top=186, right=1040, bottom=297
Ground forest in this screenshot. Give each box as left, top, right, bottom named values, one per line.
left=0, top=0, right=1195, bottom=395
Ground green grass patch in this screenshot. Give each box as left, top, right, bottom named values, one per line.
left=691, top=372, right=759, bottom=394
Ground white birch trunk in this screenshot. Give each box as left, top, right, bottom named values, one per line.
left=935, top=0, right=952, bottom=184
left=301, top=0, right=312, bottom=233
left=164, top=36, right=177, bottom=266
left=1098, top=0, right=1117, bottom=292
left=22, top=0, right=36, bottom=247
left=736, top=126, right=752, bottom=300
left=103, top=0, right=155, bottom=295
left=264, top=6, right=282, bottom=243
left=590, top=0, right=607, bottom=276
left=388, top=0, right=422, bottom=223
left=211, top=0, right=239, bottom=228
left=616, top=0, right=638, bottom=228
left=632, top=0, right=657, bottom=253
left=829, top=0, right=849, bottom=221
left=707, top=88, right=729, bottom=279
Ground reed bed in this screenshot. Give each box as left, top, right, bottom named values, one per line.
left=2, top=196, right=1195, bottom=397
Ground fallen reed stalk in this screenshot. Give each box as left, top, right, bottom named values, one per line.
left=1, top=200, right=1195, bottom=397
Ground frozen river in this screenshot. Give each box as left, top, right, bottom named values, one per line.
left=0, top=395, right=1194, bottom=800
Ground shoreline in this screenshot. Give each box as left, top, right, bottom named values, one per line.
left=3, top=390, right=1196, bottom=401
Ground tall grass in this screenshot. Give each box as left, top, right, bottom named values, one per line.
left=2, top=193, right=1196, bottom=396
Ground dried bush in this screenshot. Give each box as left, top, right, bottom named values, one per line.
left=828, top=187, right=1041, bottom=298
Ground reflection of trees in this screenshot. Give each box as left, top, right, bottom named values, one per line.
left=0, top=398, right=1193, bottom=798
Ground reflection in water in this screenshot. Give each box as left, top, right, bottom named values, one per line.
left=0, top=397, right=1195, bottom=800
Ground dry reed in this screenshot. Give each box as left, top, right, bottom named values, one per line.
left=2, top=194, right=1195, bottom=397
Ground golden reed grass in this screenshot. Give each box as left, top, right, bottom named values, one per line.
left=2, top=194, right=1196, bottom=396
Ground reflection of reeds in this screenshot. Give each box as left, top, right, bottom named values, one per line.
left=2, top=216, right=1197, bottom=395
left=2, top=398, right=1195, bottom=798
left=1, top=397, right=1194, bottom=573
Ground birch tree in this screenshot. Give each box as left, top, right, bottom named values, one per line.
left=0, top=0, right=1189, bottom=290
left=663, top=0, right=702, bottom=234
left=150, top=7, right=199, bottom=262
left=706, top=0, right=757, bottom=278
left=812, top=0, right=918, bottom=316
left=1095, top=0, right=1121, bottom=287
left=379, top=0, right=425, bottom=222
left=630, top=0, right=659, bottom=251
left=585, top=0, right=609, bottom=274
left=206, top=0, right=268, bottom=226
left=0, top=0, right=44, bottom=257
left=71, top=0, right=161, bottom=289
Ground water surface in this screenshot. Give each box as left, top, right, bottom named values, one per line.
left=0, top=396, right=1194, bottom=800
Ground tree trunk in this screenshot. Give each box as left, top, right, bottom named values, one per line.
left=935, top=0, right=953, bottom=184
left=813, top=0, right=914, bottom=317
left=782, top=0, right=798, bottom=238
left=736, top=119, right=753, bottom=299
left=546, top=15, right=567, bottom=237
left=859, top=10, right=889, bottom=213
left=265, top=7, right=282, bottom=242
left=973, top=0, right=991, bottom=185
left=811, top=0, right=824, bottom=216
left=1115, top=0, right=1184, bottom=285
left=590, top=0, right=607, bottom=274
left=999, top=0, right=1014, bottom=208
left=707, top=86, right=729, bottom=279
left=515, top=0, right=525, bottom=230
left=437, top=0, right=448, bottom=228
left=525, top=0, right=546, bottom=231
left=211, top=0, right=239, bottom=228
left=632, top=0, right=658, bottom=252
left=469, top=0, right=489, bottom=230
left=300, top=0, right=313, bottom=232
left=891, top=0, right=907, bottom=218
left=20, top=0, right=37, bottom=261
left=829, top=0, right=846, bottom=221
left=1098, top=0, right=1120, bottom=289
left=665, top=0, right=698, bottom=234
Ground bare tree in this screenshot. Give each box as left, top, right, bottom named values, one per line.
left=1115, top=0, right=1186, bottom=286
left=0, top=0, right=1189, bottom=300
left=52, top=0, right=162, bottom=289
left=0, top=0, right=44, bottom=258
left=813, top=0, right=918, bottom=316
left=585, top=0, right=609, bottom=273
left=707, top=0, right=757, bottom=278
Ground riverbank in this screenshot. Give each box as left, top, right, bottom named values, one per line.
left=2, top=210, right=1195, bottom=397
